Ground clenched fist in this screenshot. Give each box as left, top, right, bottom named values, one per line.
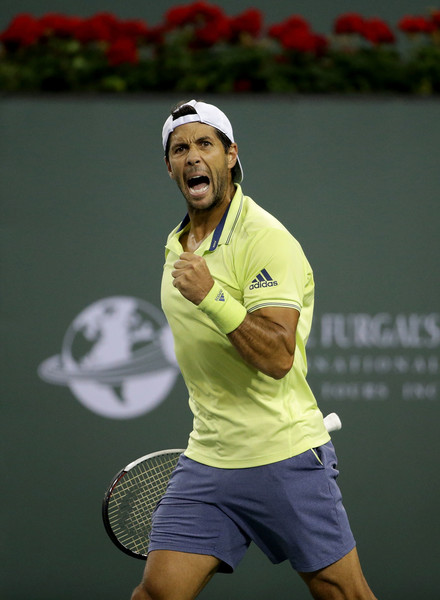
left=172, top=252, right=214, bottom=305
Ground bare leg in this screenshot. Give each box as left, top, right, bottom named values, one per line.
left=131, top=550, right=221, bottom=600
left=299, top=547, right=377, bottom=600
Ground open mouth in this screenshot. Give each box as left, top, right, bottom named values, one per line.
left=187, top=175, right=210, bottom=196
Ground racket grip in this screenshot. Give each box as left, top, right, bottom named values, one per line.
left=323, top=412, right=342, bottom=432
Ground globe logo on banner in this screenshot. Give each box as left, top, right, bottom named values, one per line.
left=38, top=296, right=179, bottom=419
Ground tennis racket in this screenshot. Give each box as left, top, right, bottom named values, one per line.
left=102, top=412, right=342, bottom=559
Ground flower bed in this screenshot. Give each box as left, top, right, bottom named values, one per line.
left=1, top=2, right=439, bottom=93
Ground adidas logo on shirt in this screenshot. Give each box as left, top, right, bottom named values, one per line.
left=249, top=268, right=278, bottom=290
left=215, top=290, right=225, bottom=302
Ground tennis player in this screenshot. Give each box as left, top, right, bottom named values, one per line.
left=131, top=100, right=377, bottom=600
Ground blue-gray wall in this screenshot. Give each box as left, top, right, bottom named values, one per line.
left=2, top=94, right=439, bottom=599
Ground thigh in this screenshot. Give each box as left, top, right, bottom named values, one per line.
left=140, top=550, right=220, bottom=600
left=148, top=456, right=251, bottom=572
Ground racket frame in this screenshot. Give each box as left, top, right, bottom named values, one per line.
left=102, top=448, right=184, bottom=560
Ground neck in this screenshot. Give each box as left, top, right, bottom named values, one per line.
left=181, top=182, right=236, bottom=252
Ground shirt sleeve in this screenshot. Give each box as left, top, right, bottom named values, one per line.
left=239, top=227, right=312, bottom=314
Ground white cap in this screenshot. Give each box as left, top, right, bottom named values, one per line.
left=162, top=99, right=243, bottom=183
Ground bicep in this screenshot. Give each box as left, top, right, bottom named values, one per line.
left=251, top=306, right=300, bottom=355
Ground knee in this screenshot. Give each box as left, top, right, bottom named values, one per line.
left=130, top=583, right=153, bottom=600
left=131, top=581, right=170, bottom=600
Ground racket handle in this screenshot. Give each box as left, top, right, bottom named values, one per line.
left=323, top=412, right=342, bottom=432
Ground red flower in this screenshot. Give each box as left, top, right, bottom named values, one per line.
left=74, top=13, right=119, bottom=43
left=165, top=1, right=230, bottom=46
left=39, top=13, right=82, bottom=37
left=283, top=28, right=317, bottom=52
left=196, top=17, right=230, bottom=45
left=117, top=19, right=149, bottom=41
left=398, top=15, right=436, bottom=34
left=106, top=37, right=139, bottom=66
left=432, top=11, right=440, bottom=28
left=268, top=15, right=310, bottom=40
left=363, top=17, right=395, bottom=44
left=190, top=1, right=225, bottom=23
left=0, top=13, right=45, bottom=47
left=230, top=9, right=263, bottom=39
left=334, top=13, right=365, bottom=35
left=269, top=15, right=327, bottom=55
left=165, top=6, right=194, bottom=27
left=166, top=1, right=224, bottom=27
left=313, top=34, right=329, bottom=56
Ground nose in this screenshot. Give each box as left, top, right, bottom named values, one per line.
left=186, top=143, right=201, bottom=165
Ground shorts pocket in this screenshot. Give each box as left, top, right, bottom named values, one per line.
left=310, top=447, right=324, bottom=467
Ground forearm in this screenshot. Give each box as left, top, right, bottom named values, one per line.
left=197, top=281, right=296, bottom=380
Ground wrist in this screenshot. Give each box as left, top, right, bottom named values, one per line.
left=197, top=281, right=247, bottom=334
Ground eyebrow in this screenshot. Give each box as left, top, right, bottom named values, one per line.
left=170, top=135, right=215, bottom=149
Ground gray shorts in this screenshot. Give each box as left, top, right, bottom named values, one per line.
left=149, top=442, right=356, bottom=573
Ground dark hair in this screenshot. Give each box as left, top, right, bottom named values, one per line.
left=165, top=100, right=239, bottom=182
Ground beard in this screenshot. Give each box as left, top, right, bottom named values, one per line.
left=176, top=164, right=232, bottom=215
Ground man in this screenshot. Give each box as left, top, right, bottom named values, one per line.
left=131, top=100, right=377, bottom=600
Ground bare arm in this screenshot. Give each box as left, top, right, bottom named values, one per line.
left=227, top=306, right=298, bottom=379
left=172, top=252, right=299, bottom=379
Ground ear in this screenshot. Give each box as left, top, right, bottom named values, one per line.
left=164, top=156, right=175, bottom=180
left=227, top=143, right=238, bottom=170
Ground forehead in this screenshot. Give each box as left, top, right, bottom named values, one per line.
left=168, top=122, right=218, bottom=146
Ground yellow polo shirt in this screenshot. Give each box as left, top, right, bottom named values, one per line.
left=161, top=185, right=329, bottom=468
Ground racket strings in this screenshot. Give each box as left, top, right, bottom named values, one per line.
left=107, top=452, right=182, bottom=556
